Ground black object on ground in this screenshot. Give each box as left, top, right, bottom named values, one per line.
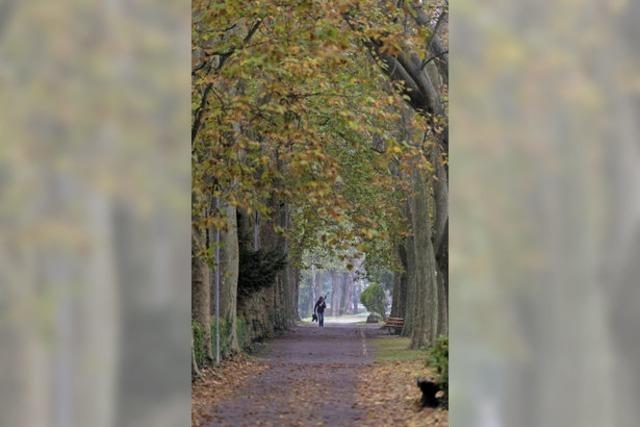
left=417, top=377, right=441, bottom=408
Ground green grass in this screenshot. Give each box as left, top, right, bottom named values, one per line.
left=370, top=336, right=427, bottom=362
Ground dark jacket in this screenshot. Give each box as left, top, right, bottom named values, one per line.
left=314, top=298, right=326, bottom=314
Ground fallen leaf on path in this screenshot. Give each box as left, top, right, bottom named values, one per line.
left=191, top=354, right=267, bottom=427
left=356, top=360, right=448, bottom=426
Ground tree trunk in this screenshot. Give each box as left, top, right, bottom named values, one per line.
left=308, top=266, right=317, bottom=317
left=191, top=333, right=202, bottom=378
left=391, top=271, right=408, bottom=319
left=344, top=271, right=355, bottom=314
left=331, top=270, right=343, bottom=317
left=402, top=215, right=416, bottom=337
left=432, top=145, right=449, bottom=266
left=391, top=272, right=401, bottom=318
left=272, top=199, right=290, bottom=330
left=339, top=272, right=349, bottom=315
left=288, top=266, right=300, bottom=323
left=391, top=243, right=408, bottom=318
left=313, top=268, right=324, bottom=316
left=436, top=272, right=448, bottom=337
left=431, top=145, right=449, bottom=337
left=220, top=203, right=240, bottom=353
left=282, top=205, right=297, bottom=326
left=316, top=269, right=324, bottom=301
left=192, top=222, right=213, bottom=362
left=410, top=169, right=439, bottom=349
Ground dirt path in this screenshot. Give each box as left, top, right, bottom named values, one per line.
left=208, top=322, right=380, bottom=427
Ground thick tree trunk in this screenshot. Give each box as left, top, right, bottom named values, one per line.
left=220, top=203, right=240, bottom=353
left=432, top=145, right=448, bottom=262
left=261, top=214, right=280, bottom=334
left=402, top=233, right=416, bottom=337
left=192, top=222, right=210, bottom=345
left=410, top=169, right=439, bottom=349
left=192, top=223, right=213, bottom=362
left=431, top=145, right=449, bottom=337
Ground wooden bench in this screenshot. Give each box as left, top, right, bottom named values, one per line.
left=381, top=317, right=404, bottom=334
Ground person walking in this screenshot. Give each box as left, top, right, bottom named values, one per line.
left=313, top=296, right=327, bottom=327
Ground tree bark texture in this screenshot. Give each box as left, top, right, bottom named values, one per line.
left=402, top=232, right=416, bottom=338
left=409, top=169, right=439, bottom=349
left=192, top=222, right=213, bottom=361
left=220, top=203, right=240, bottom=353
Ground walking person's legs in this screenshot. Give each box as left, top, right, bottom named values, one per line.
left=319, top=312, right=324, bottom=327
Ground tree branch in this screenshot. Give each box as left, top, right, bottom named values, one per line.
left=192, top=83, right=213, bottom=144
left=191, top=19, right=263, bottom=143
left=420, top=49, right=448, bottom=70
left=426, top=10, right=447, bottom=53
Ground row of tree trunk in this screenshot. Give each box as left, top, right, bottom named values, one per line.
left=301, top=268, right=359, bottom=318
left=191, top=197, right=300, bottom=374
left=390, top=179, right=448, bottom=349
left=330, top=270, right=359, bottom=316
left=388, top=107, right=448, bottom=349
left=376, top=5, right=449, bottom=349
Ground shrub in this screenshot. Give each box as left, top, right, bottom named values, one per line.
left=427, top=335, right=448, bottom=402
left=360, top=282, right=387, bottom=319
left=238, top=249, right=287, bottom=300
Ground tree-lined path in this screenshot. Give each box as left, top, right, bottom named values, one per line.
left=192, top=0, right=449, bottom=424
left=209, top=323, right=378, bottom=427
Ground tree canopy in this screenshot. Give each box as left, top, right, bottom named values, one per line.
left=191, top=0, right=449, bottom=364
